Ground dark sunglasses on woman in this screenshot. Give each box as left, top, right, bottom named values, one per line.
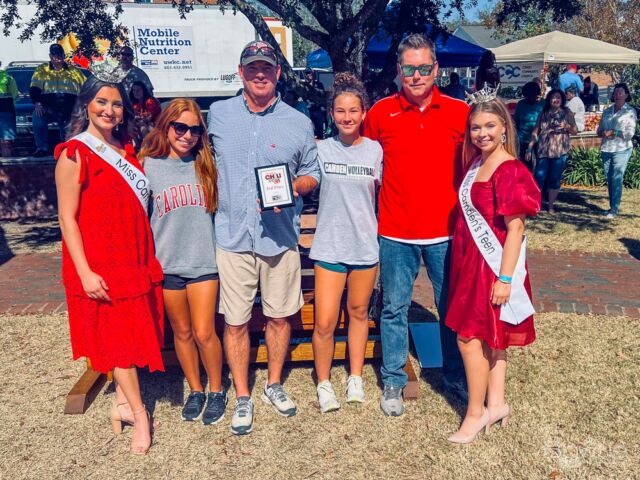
left=170, top=121, right=204, bottom=137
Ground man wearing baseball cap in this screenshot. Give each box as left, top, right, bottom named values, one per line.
left=30, top=43, right=85, bottom=156
left=208, top=40, right=319, bottom=435
left=558, top=64, right=584, bottom=96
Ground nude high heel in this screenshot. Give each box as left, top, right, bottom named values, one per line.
left=131, top=409, right=153, bottom=455
left=447, top=408, right=491, bottom=444
left=109, top=402, right=134, bottom=435
left=487, top=403, right=510, bottom=432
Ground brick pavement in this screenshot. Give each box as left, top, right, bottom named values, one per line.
left=1, top=250, right=638, bottom=317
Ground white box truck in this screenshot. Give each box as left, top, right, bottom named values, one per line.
left=1, top=2, right=292, bottom=98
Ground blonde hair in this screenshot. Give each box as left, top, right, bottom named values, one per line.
left=462, top=97, right=518, bottom=167
left=139, top=98, right=217, bottom=212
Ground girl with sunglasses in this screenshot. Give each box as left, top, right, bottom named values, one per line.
left=310, top=73, right=382, bottom=412
left=140, top=99, right=226, bottom=425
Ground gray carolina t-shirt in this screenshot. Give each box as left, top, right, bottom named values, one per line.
left=145, top=155, right=217, bottom=277
left=310, top=136, right=383, bottom=265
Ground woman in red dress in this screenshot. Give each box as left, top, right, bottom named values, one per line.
left=55, top=73, right=164, bottom=454
left=445, top=94, right=540, bottom=443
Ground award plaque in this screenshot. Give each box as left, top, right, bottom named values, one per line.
left=255, top=163, right=295, bottom=210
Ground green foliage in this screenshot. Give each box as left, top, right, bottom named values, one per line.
left=563, top=147, right=605, bottom=187
left=623, top=149, right=640, bottom=189
left=563, top=147, right=640, bottom=189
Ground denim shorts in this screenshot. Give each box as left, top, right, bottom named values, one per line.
left=315, top=261, right=378, bottom=274
left=0, top=112, right=17, bottom=141
left=163, top=273, right=219, bottom=290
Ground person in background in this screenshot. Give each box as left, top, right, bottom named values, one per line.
left=475, top=51, right=500, bottom=91
left=0, top=64, right=19, bottom=157
left=363, top=33, right=469, bottom=416
left=596, top=83, right=637, bottom=219
left=283, top=86, right=310, bottom=118
left=141, top=99, right=226, bottom=426
left=130, top=81, right=162, bottom=142
left=441, top=72, right=467, bottom=101
left=565, top=86, right=585, bottom=132
left=445, top=95, right=539, bottom=444
left=310, top=72, right=382, bottom=413
left=558, top=64, right=583, bottom=95
left=580, top=76, right=600, bottom=111
left=303, top=66, right=327, bottom=138
left=527, top=89, right=578, bottom=214
left=514, top=81, right=544, bottom=170
left=120, top=46, right=154, bottom=97
left=30, top=43, right=86, bottom=157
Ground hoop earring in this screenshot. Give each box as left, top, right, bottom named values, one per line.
left=501, top=133, right=507, bottom=144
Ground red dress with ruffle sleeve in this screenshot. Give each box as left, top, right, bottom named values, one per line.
left=445, top=160, right=541, bottom=350
left=55, top=139, right=164, bottom=373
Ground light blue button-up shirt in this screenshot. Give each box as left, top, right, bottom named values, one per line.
left=208, top=94, right=320, bottom=256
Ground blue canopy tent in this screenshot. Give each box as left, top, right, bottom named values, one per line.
left=306, top=30, right=487, bottom=69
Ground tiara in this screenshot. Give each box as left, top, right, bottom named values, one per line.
left=91, top=58, right=129, bottom=84
left=466, top=83, right=500, bottom=104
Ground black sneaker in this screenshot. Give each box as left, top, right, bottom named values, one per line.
left=202, top=391, right=227, bottom=426
left=32, top=149, right=49, bottom=158
left=181, top=391, right=206, bottom=421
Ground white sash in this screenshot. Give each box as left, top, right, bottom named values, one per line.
left=459, top=159, right=535, bottom=325
left=72, top=132, right=150, bottom=212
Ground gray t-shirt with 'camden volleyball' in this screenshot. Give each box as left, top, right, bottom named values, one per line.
left=310, top=136, right=383, bottom=265
left=145, top=156, right=217, bottom=277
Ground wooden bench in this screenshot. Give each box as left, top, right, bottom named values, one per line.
left=64, top=212, right=419, bottom=414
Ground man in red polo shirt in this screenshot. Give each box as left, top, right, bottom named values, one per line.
left=363, top=33, right=469, bottom=416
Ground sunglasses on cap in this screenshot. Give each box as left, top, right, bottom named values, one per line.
left=399, top=63, right=437, bottom=77
left=170, top=121, right=203, bottom=137
left=243, top=45, right=275, bottom=57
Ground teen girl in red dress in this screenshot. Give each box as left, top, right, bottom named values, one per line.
left=445, top=94, right=540, bottom=444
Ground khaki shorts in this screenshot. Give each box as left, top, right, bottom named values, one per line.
left=216, top=247, right=304, bottom=326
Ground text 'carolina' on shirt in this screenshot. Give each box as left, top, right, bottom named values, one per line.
left=145, top=155, right=218, bottom=278
left=207, top=94, right=320, bottom=257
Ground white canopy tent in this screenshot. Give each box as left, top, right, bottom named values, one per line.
left=491, top=31, right=640, bottom=65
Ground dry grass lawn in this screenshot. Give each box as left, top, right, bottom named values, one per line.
left=526, top=187, right=640, bottom=256
left=1, top=312, right=638, bottom=480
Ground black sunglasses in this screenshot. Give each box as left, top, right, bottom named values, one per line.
left=170, top=121, right=203, bottom=137
left=399, top=63, right=437, bottom=77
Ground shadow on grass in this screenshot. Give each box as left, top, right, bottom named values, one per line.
left=0, top=226, right=14, bottom=266
left=528, top=189, right=639, bottom=236
left=13, top=218, right=61, bottom=249
left=619, top=238, right=640, bottom=260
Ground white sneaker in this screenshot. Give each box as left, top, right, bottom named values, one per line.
left=346, top=375, right=365, bottom=404
left=230, top=396, right=254, bottom=435
left=317, top=380, right=340, bottom=413
left=261, top=382, right=297, bottom=417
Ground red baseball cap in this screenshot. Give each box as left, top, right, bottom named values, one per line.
left=568, top=64, right=578, bottom=70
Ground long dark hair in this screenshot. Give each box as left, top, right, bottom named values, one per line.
left=66, top=75, right=137, bottom=143
left=129, top=80, right=151, bottom=105
left=543, top=88, right=567, bottom=113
